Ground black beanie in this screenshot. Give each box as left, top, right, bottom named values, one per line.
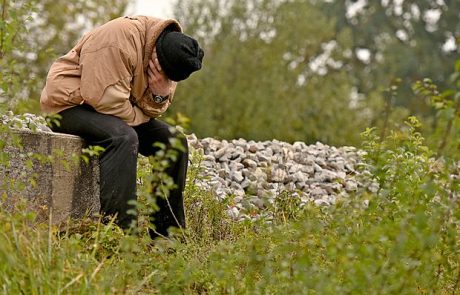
left=156, top=30, right=204, bottom=82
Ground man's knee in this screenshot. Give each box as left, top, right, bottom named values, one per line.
left=111, top=126, right=139, bottom=152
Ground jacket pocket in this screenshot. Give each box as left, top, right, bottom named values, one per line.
left=67, top=87, right=84, bottom=105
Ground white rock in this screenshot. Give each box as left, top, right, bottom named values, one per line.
left=231, top=171, right=244, bottom=183
left=313, top=163, right=323, bottom=172
left=228, top=207, right=240, bottom=219
left=345, top=181, right=358, bottom=192
left=269, top=168, right=287, bottom=183
left=215, top=147, right=227, bottom=159
left=314, top=199, right=330, bottom=206
left=242, top=158, right=257, bottom=168
left=310, top=187, right=327, bottom=197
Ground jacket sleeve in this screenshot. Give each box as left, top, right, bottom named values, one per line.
left=91, top=77, right=150, bottom=126
left=133, top=82, right=177, bottom=118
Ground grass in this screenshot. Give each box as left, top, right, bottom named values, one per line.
left=0, top=118, right=459, bottom=294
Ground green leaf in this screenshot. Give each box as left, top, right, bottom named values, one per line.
left=455, top=59, right=460, bottom=73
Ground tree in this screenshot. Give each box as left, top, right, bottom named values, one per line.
left=0, top=0, right=130, bottom=113
left=320, top=0, right=459, bottom=116
left=171, top=0, right=370, bottom=145
left=0, top=0, right=37, bottom=113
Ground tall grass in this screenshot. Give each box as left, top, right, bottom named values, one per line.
left=0, top=116, right=459, bottom=294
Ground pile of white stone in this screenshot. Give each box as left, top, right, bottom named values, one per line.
left=187, top=134, right=377, bottom=219
left=1, top=111, right=52, bottom=132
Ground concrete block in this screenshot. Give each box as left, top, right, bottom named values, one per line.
left=0, top=129, right=100, bottom=224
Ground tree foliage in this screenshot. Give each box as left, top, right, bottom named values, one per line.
left=320, top=0, right=460, bottom=114
left=0, top=0, right=37, bottom=113
left=170, top=0, right=459, bottom=145
left=0, top=0, right=130, bottom=113
left=171, top=0, right=370, bottom=145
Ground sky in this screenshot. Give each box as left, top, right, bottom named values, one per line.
left=128, top=0, right=174, bottom=19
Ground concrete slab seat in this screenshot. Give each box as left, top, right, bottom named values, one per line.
left=0, top=129, right=100, bottom=224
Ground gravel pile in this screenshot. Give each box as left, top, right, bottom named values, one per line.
left=1, top=111, right=52, bottom=132
left=187, top=134, right=377, bottom=219
left=2, top=113, right=377, bottom=220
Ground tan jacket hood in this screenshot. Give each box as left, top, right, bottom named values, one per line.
left=40, top=16, right=181, bottom=116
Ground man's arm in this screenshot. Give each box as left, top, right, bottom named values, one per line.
left=90, top=77, right=150, bottom=126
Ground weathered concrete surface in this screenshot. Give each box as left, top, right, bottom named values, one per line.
left=0, top=129, right=100, bottom=224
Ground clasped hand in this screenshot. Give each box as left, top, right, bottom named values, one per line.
left=148, top=49, right=172, bottom=97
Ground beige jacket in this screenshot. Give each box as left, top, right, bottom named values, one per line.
left=40, top=16, right=181, bottom=126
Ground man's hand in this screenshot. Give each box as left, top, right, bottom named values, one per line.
left=148, top=50, right=172, bottom=97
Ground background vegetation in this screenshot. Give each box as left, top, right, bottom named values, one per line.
left=0, top=0, right=129, bottom=113
left=1, top=0, right=459, bottom=149
left=0, top=0, right=459, bottom=293
left=171, top=0, right=459, bottom=148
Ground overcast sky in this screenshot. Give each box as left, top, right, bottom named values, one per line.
left=128, top=0, right=174, bottom=18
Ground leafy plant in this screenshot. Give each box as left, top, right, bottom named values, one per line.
left=413, top=59, right=460, bottom=158
left=0, top=0, right=37, bottom=112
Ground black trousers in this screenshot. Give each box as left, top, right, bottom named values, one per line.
left=52, top=104, right=188, bottom=238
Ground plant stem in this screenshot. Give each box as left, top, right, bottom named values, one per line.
left=0, top=0, right=8, bottom=59
left=380, top=91, right=393, bottom=142
left=438, top=97, right=460, bottom=155
left=453, top=267, right=460, bottom=295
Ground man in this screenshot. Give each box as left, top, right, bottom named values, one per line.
left=40, top=15, right=204, bottom=238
